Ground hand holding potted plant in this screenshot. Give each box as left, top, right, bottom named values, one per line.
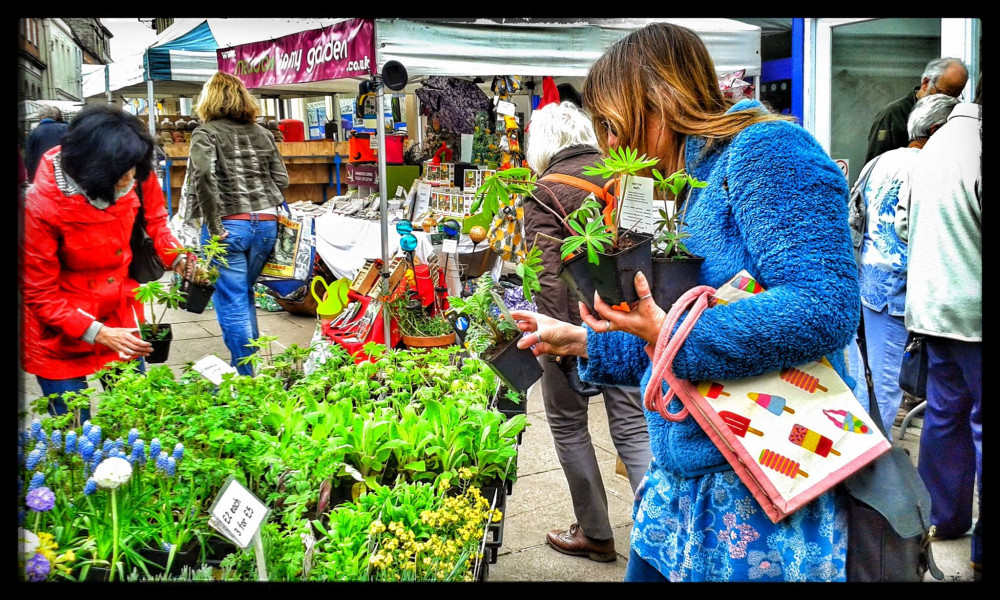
left=556, top=146, right=660, bottom=312
left=133, top=280, right=185, bottom=363
left=447, top=274, right=542, bottom=394
left=175, top=235, right=229, bottom=314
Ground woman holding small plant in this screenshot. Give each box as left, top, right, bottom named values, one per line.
left=521, top=99, right=651, bottom=564
left=20, top=105, right=186, bottom=420
left=513, top=23, right=860, bottom=581
left=182, top=72, right=290, bottom=375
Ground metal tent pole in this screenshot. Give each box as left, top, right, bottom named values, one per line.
left=375, top=23, right=391, bottom=347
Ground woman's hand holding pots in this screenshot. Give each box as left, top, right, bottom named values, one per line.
left=580, top=271, right=666, bottom=346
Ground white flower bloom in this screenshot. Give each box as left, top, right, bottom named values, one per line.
left=19, top=529, right=39, bottom=558
left=92, top=456, right=133, bottom=489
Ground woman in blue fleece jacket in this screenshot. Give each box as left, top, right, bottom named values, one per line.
left=512, top=23, right=859, bottom=581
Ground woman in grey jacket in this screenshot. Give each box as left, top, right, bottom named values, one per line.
left=184, top=72, right=289, bottom=375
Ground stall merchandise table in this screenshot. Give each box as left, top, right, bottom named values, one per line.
left=313, top=212, right=503, bottom=296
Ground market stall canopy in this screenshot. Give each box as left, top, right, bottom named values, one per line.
left=83, top=18, right=340, bottom=99
left=237, top=17, right=762, bottom=98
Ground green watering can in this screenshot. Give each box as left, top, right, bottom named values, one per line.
left=311, top=276, right=351, bottom=319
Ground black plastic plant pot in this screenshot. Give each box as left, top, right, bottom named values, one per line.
left=483, top=334, right=543, bottom=394
left=143, top=323, right=173, bottom=364
left=201, top=536, right=238, bottom=568
left=140, top=544, right=199, bottom=576
left=651, top=255, right=705, bottom=311
left=179, top=279, right=215, bottom=314
left=557, top=231, right=653, bottom=314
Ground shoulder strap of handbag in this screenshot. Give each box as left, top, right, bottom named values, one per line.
left=854, top=311, right=888, bottom=438
left=134, top=180, right=147, bottom=227
left=539, top=173, right=616, bottom=204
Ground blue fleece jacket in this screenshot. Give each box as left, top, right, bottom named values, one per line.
left=579, top=100, right=860, bottom=477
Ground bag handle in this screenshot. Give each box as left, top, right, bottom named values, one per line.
left=642, top=285, right=717, bottom=421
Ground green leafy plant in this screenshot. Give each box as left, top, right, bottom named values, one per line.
left=174, top=235, right=229, bottom=287
left=557, top=146, right=660, bottom=265
left=386, top=297, right=455, bottom=338
left=651, top=168, right=708, bottom=258
left=446, top=275, right=519, bottom=356
left=133, top=280, right=185, bottom=340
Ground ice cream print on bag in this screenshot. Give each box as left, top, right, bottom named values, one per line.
left=677, top=270, right=891, bottom=519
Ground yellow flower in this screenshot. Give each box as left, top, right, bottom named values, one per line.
left=458, top=467, right=473, bottom=480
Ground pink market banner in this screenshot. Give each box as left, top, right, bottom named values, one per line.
left=217, top=19, right=374, bottom=88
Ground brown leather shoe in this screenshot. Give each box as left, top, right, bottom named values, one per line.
left=546, top=523, right=616, bottom=562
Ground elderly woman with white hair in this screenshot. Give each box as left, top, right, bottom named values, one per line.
left=851, top=92, right=960, bottom=434
left=521, top=99, right=652, bottom=563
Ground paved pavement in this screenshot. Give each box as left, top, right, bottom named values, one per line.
left=18, top=290, right=977, bottom=583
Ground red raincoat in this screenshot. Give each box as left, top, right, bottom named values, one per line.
left=19, top=146, right=182, bottom=379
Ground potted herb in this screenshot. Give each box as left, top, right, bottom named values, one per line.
left=649, top=168, right=708, bottom=309
left=176, top=236, right=229, bottom=314
left=555, top=147, right=658, bottom=312
left=386, top=296, right=457, bottom=349
left=448, top=274, right=542, bottom=394
left=133, top=280, right=185, bottom=363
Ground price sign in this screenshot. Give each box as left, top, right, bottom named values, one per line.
left=208, top=476, right=270, bottom=549
left=441, top=239, right=459, bottom=254
left=496, top=100, right=516, bottom=117
left=192, top=354, right=238, bottom=386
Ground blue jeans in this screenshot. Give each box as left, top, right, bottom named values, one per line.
left=624, top=548, right=669, bottom=582
left=918, top=336, right=981, bottom=559
left=204, top=218, right=277, bottom=377
left=861, top=306, right=908, bottom=434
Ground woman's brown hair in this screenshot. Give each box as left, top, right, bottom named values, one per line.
left=195, top=72, right=260, bottom=123
left=582, top=22, right=794, bottom=174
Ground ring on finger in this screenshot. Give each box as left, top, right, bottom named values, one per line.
left=639, top=293, right=653, bottom=301
left=605, top=319, right=611, bottom=332
left=535, top=331, right=543, bottom=345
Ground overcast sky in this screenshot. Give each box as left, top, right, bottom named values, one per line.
left=101, top=18, right=160, bottom=61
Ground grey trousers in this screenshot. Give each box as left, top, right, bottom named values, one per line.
left=538, top=354, right=652, bottom=541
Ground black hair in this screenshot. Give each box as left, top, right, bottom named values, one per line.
left=557, top=83, right=584, bottom=109
left=60, top=104, right=155, bottom=203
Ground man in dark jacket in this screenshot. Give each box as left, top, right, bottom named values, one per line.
left=25, top=106, right=69, bottom=182
left=522, top=100, right=652, bottom=563
left=865, top=57, right=968, bottom=163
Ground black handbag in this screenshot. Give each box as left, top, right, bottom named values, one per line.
left=898, top=332, right=929, bottom=399
left=128, top=183, right=166, bottom=284
left=555, top=355, right=603, bottom=398
left=843, top=313, right=943, bottom=582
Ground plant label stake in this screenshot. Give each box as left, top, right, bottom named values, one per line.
left=490, top=290, right=518, bottom=329
left=208, top=475, right=271, bottom=552
left=618, top=176, right=656, bottom=235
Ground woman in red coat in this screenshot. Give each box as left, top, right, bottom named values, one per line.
left=20, top=104, right=186, bottom=421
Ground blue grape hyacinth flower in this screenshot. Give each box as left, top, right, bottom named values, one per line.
left=115, top=437, right=125, bottom=453
left=82, top=420, right=92, bottom=437
left=35, top=428, right=48, bottom=445
left=127, top=428, right=139, bottom=447
left=50, top=430, right=62, bottom=451
left=165, top=456, right=177, bottom=477
left=84, top=477, right=97, bottom=496
left=64, top=430, right=77, bottom=455
left=25, top=448, right=44, bottom=472
left=28, top=472, right=46, bottom=492
left=87, top=424, right=101, bottom=446
left=90, top=449, right=104, bottom=471
left=173, top=442, right=184, bottom=462
left=30, top=418, right=42, bottom=439
left=155, top=450, right=169, bottom=472
left=103, top=439, right=114, bottom=454
left=78, top=438, right=95, bottom=462
left=131, top=439, right=145, bottom=465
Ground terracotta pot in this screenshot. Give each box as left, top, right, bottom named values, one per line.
left=402, top=331, right=456, bottom=349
